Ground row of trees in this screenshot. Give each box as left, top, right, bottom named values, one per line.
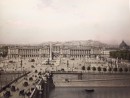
left=81, top=66, right=130, bottom=73
left=110, top=50, right=130, bottom=61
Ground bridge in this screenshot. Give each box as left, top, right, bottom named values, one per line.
left=1, top=71, right=130, bottom=98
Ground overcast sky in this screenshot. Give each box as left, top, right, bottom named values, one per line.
left=0, top=0, right=130, bottom=45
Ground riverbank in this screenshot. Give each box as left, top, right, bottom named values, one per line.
left=54, top=79, right=130, bottom=87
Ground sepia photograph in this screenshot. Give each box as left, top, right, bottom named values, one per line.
left=0, top=0, right=130, bottom=98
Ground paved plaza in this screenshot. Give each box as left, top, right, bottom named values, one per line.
left=0, top=56, right=130, bottom=98
left=0, top=56, right=130, bottom=73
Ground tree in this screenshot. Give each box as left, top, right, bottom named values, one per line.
left=113, top=68, right=117, bottom=72
left=92, top=67, right=96, bottom=71
left=31, top=59, right=35, bottom=62
left=82, top=66, right=85, bottom=71
left=103, top=68, right=107, bottom=72
left=119, top=68, right=123, bottom=72
left=124, top=68, right=128, bottom=72
left=108, top=67, right=112, bottom=72
left=97, top=67, right=101, bottom=72
left=87, top=66, right=91, bottom=72
left=110, top=50, right=130, bottom=61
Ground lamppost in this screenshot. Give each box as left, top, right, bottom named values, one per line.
left=0, top=52, right=2, bottom=62
left=0, top=72, right=2, bottom=89
left=72, top=63, right=74, bottom=71
left=67, top=60, right=69, bottom=68
left=39, top=84, right=42, bottom=98
left=3, top=61, right=6, bottom=72
left=20, top=59, right=23, bottom=73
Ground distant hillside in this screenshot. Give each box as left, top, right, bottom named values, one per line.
left=40, top=40, right=113, bottom=48
left=63, top=40, right=107, bottom=47
left=0, top=40, right=119, bottom=48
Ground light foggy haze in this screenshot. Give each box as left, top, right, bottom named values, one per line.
left=0, top=0, right=130, bottom=45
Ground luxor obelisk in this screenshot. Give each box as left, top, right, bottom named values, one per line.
left=49, top=43, right=52, bottom=61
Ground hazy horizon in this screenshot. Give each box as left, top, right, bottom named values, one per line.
left=0, top=0, right=130, bottom=45
left=0, top=39, right=129, bottom=46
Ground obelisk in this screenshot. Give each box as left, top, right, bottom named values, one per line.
left=49, top=43, right=52, bottom=61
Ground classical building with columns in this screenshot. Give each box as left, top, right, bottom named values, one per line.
left=8, top=46, right=40, bottom=59
left=39, top=45, right=50, bottom=58
left=8, top=46, right=19, bottom=59
left=7, top=44, right=103, bottom=59
left=52, top=45, right=61, bottom=59
left=18, top=46, right=40, bottom=58
left=69, top=46, right=91, bottom=58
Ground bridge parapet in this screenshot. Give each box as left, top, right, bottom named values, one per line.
left=51, top=71, right=82, bottom=74
left=51, top=71, right=83, bottom=81
left=31, top=72, right=55, bottom=98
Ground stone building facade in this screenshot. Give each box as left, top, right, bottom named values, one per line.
left=7, top=44, right=103, bottom=59
left=39, top=45, right=50, bottom=58
left=8, top=47, right=19, bottom=59
left=69, top=46, right=91, bottom=58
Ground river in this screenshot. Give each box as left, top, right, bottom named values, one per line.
left=49, top=87, right=130, bottom=98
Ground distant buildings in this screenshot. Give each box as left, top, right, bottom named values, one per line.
left=7, top=44, right=103, bottom=59
left=102, top=41, right=130, bottom=58
left=4, top=40, right=129, bottom=60
left=119, top=40, right=129, bottom=50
